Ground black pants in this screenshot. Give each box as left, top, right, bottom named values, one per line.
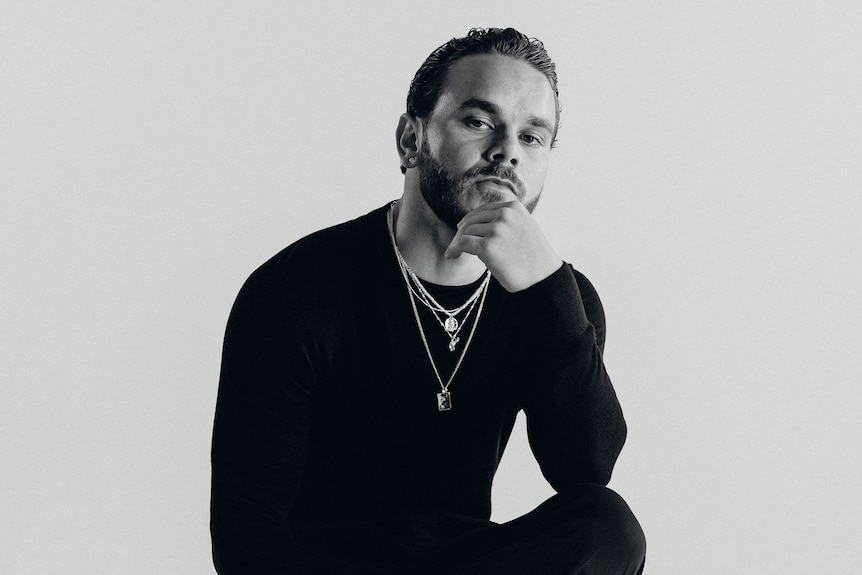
left=301, top=484, right=646, bottom=575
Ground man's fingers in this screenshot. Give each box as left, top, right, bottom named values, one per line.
left=445, top=234, right=485, bottom=260
left=457, top=222, right=496, bottom=238
left=449, top=202, right=523, bottom=259
left=456, top=200, right=519, bottom=228
left=456, top=210, right=496, bottom=229
left=465, top=200, right=513, bottom=214
left=447, top=221, right=497, bottom=259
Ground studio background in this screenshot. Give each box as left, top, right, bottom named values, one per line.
left=2, top=2, right=860, bottom=573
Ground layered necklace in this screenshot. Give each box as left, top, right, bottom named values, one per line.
left=387, top=203, right=491, bottom=411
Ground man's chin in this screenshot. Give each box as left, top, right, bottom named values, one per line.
left=473, top=193, right=542, bottom=215
left=466, top=188, right=518, bottom=209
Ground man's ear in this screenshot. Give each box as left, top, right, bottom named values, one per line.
left=396, top=113, right=422, bottom=172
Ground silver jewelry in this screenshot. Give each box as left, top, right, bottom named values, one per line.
left=394, top=224, right=489, bottom=351
left=403, top=266, right=489, bottom=351
left=407, top=265, right=488, bottom=316
left=387, top=202, right=490, bottom=411
left=393, top=226, right=490, bottom=351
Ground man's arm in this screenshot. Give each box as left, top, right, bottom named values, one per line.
left=514, top=264, right=626, bottom=490
left=211, top=268, right=313, bottom=574
left=446, top=201, right=626, bottom=489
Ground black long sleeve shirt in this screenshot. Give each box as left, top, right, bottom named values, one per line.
left=210, top=204, right=627, bottom=573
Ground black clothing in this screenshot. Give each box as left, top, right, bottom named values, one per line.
left=297, top=484, right=645, bottom=575
left=211, top=204, right=643, bottom=573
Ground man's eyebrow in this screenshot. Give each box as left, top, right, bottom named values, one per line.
left=527, top=116, right=555, bottom=134
left=458, top=98, right=498, bottom=115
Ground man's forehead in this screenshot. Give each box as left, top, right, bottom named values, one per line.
left=433, top=54, right=557, bottom=124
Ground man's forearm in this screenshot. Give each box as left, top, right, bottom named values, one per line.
left=515, top=264, right=627, bottom=489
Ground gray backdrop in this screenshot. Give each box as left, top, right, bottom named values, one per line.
left=2, top=1, right=860, bottom=573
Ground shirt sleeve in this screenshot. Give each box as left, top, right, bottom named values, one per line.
left=514, top=263, right=627, bottom=490
left=210, top=266, right=314, bottom=574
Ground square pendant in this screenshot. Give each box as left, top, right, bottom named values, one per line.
left=437, top=391, right=452, bottom=411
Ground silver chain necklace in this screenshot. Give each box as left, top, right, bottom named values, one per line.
left=405, top=268, right=489, bottom=351
left=407, top=264, right=489, bottom=316
left=387, top=203, right=491, bottom=411
left=396, top=234, right=490, bottom=350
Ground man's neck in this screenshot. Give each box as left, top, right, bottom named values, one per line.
left=392, top=190, right=487, bottom=286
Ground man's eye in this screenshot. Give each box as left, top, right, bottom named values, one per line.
left=521, top=134, right=542, bottom=145
left=466, top=118, right=491, bottom=129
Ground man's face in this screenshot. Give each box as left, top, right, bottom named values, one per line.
left=418, top=53, right=558, bottom=229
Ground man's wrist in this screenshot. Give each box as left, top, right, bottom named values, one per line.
left=513, top=263, right=592, bottom=352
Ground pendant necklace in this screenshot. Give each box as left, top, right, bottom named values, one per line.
left=387, top=203, right=490, bottom=411
left=404, top=266, right=489, bottom=351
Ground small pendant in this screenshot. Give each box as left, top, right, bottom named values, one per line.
left=448, top=336, right=459, bottom=351
left=444, top=317, right=458, bottom=333
left=437, top=391, right=452, bottom=411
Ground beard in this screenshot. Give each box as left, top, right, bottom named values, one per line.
left=417, top=144, right=540, bottom=229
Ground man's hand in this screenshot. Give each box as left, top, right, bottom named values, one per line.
left=445, top=200, right=562, bottom=293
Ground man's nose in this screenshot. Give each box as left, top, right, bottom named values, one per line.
left=485, top=131, right=519, bottom=167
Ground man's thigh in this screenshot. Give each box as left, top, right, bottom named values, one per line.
left=421, top=485, right=646, bottom=575
left=300, top=485, right=645, bottom=575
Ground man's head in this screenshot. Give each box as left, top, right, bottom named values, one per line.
left=406, top=28, right=559, bottom=142
left=397, top=28, right=560, bottom=228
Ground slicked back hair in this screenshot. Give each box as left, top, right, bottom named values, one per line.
left=401, top=27, right=560, bottom=174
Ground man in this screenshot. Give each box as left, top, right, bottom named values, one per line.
left=211, top=27, right=646, bottom=574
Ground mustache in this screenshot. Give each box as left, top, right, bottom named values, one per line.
left=462, top=165, right=526, bottom=198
